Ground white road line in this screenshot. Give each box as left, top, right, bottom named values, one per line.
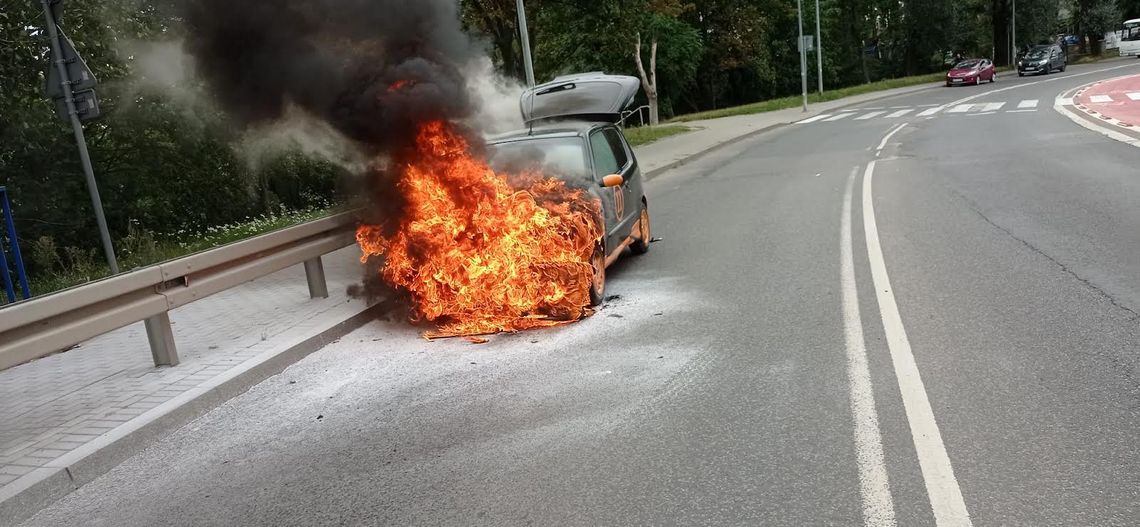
left=825, top=113, right=856, bottom=122
left=841, top=167, right=897, bottom=527
left=862, top=160, right=973, bottom=526
left=876, top=123, right=908, bottom=151
left=798, top=114, right=832, bottom=124
left=981, top=102, right=1005, bottom=112
left=1090, top=94, right=1113, bottom=103
left=1017, top=99, right=1038, bottom=109
left=885, top=109, right=913, bottom=118
left=1127, top=92, right=1140, bottom=101
left=917, top=107, right=943, bottom=117
left=856, top=111, right=888, bottom=120
left=947, top=104, right=974, bottom=113
left=1056, top=97, right=1074, bottom=105
left=1005, top=109, right=1037, bottom=113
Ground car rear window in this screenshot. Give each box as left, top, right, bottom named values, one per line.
left=955, top=60, right=980, bottom=69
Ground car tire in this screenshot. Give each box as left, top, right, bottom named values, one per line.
left=588, top=244, right=605, bottom=306
left=1060, top=64, right=1066, bottom=72
left=991, top=72, right=997, bottom=83
left=630, top=202, right=651, bottom=255
left=1018, top=71, right=1025, bottom=77
left=975, top=76, right=981, bottom=85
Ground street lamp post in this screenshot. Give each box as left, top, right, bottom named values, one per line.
left=1012, top=0, right=1017, bottom=64
left=516, top=0, right=536, bottom=87
left=815, top=0, right=823, bottom=95
left=797, top=0, right=808, bottom=111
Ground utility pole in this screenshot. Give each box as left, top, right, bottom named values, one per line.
left=39, top=0, right=118, bottom=274
left=516, top=0, right=536, bottom=87
left=797, top=0, right=808, bottom=111
left=815, top=0, right=823, bottom=95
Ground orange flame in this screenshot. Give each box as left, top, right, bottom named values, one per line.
left=356, top=121, right=603, bottom=338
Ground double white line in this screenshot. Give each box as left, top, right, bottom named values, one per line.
left=841, top=123, right=972, bottom=526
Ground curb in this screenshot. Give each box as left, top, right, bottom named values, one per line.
left=642, top=81, right=944, bottom=180
left=0, top=302, right=379, bottom=525
left=1055, top=74, right=1140, bottom=148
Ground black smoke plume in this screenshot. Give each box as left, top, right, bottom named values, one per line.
left=182, top=0, right=487, bottom=307
left=182, top=0, right=478, bottom=155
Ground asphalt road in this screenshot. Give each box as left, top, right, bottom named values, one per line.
left=23, top=60, right=1140, bottom=526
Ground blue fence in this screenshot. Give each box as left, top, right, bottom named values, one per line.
left=1, top=186, right=31, bottom=304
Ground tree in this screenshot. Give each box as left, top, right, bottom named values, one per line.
left=633, top=0, right=701, bottom=125
left=1076, top=0, right=1120, bottom=54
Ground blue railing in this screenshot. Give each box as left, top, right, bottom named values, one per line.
left=1, top=186, right=31, bottom=304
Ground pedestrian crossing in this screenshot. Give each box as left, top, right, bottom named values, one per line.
left=796, top=99, right=1043, bottom=124
left=1083, top=91, right=1140, bottom=103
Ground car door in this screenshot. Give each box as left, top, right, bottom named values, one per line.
left=587, top=126, right=637, bottom=252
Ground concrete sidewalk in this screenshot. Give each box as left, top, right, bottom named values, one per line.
left=0, top=79, right=941, bottom=523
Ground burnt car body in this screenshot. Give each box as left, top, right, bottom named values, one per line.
left=1018, top=44, right=1067, bottom=76
left=946, top=58, right=996, bottom=86
left=486, top=73, right=651, bottom=305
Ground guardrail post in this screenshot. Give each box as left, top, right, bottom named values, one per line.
left=303, top=256, right=328, bottom=298
left=145, top=313, right=179, bottom=366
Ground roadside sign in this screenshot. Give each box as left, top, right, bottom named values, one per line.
left=53, top=89, right=100, bottom=121
left=45, top=31, right=97, bottom=99
left=799, top=35, right=815, bottom=52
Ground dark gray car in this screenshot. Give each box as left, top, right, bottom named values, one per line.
left=486, top=74, right=651, bottom=305
left=1018, top=44, right=1067, bottom=76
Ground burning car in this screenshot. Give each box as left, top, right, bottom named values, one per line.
left=487, top=73, right=652, bottom=306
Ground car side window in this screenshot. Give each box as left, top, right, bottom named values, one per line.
left=589, top=130, right=620, bottom=177
left=602, top=128, right=629, bottom=170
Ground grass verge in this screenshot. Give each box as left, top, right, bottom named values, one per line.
left=669, top=72, right=945, bottom=123
left=623, top=124, right=692, bottom=146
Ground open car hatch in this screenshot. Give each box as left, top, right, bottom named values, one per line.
left=520, top=73, right=641, bottom=124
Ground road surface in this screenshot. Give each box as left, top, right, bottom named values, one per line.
left=23, top=61, right=1140, bottom=526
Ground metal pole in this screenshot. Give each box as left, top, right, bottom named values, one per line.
left=1, top=188, right=31, bottom=299
left=1011, top=0, right=1017, bottom=64
left=516, top=0, right=536, bottom=87
left=39, top=1, right=119, bottom=274
left=797, top=0, right=808, bottom=111
left=815, top=0, right=823, bottom=95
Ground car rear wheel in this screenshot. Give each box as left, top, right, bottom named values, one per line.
left=588, top=244, right=605, bottom=306
left=630, top=202, right=651, bottom=255
left=1060, top=63, right=1066, bottom=72
left=991, top=72, right=997, bottom=83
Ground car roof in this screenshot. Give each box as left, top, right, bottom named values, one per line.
left=486, top=120, right=609, bottom=144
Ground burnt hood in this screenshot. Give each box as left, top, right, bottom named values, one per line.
left=520, top=73, right=642, bottom=124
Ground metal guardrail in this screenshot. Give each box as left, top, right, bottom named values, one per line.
left=620, top=104, right=647, bottom=128
left=0, top=211, right=358, bottom=371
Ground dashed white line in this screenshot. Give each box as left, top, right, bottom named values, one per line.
left=885, top=109, right=913, bottom=118
left=862, top=159, right=973, bottom=526
left=947, top=104, right=974, bottom=113
left=1017, top=99, right=1038, bottom=109
left=825, top=113, right=856, bottom=122
left=917, top=107, right=943, bottom=117
left=1127, top=92, right=1140, bottom=101
left=1090, top=94, right=1114, bottom=103
left=841, top=167, right=897, bottom=527
left=981, top=102, right=1006, bottom=112
left=856, top=111, right=888, bottom=120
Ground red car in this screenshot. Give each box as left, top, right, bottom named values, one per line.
left=946, top=58, right=996, bottom=86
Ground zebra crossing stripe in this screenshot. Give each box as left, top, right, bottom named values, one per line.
left=947, top=104, right=974, bottom=113
left=1017, top=100, right=1038, bottom=109
left=824, top=113, right=856, bottom=122
left=981, top=102, right=1006, bottom=112
left=1126, top=92, right=1140, bottom=101
left=1090, top=95, right=1113, bottom=103
left=917, top=107, right=943, bottom=117
left=855, top=111, right=887, bottom=120
left=797, top=114, right=832, bottom=124
left=885, top=109, right=913, bottom=118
